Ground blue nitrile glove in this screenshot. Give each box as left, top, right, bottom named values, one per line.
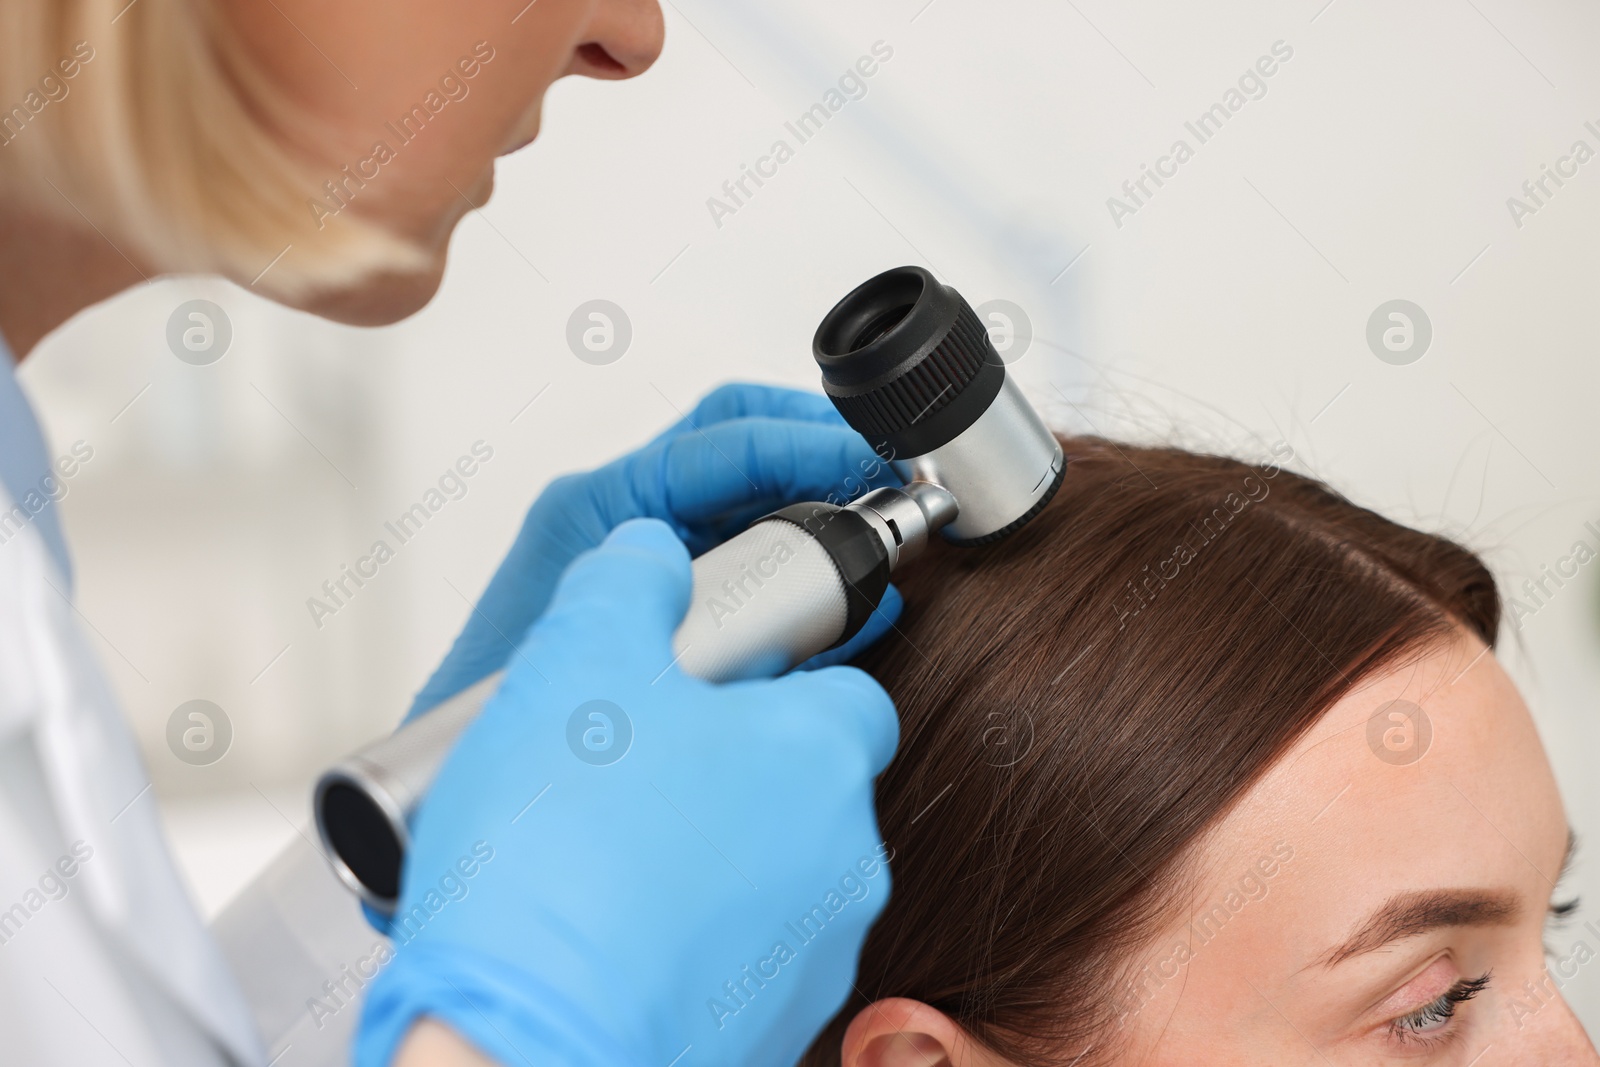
left=408, top=383, right=902, bottom=719
left=364, top=384, right=904, bottom=933
left=354, top=520, right=899, bottom=1067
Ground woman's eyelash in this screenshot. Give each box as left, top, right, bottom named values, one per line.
left=1388, top=973, right=1492, bottom=1043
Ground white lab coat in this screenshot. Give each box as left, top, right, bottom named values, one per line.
left=0, top=358, right=265, bottom=1065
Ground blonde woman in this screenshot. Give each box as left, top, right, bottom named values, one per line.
left=0, top=3, right=913, bottom=1066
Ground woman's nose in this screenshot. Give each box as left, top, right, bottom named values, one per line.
left=567, top=0, right=665, bottom=80
left=1509, top=992, right=1600, bottom=1066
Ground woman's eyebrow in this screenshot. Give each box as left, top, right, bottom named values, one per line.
left=1318, top=888, right=1520, bottom=967
left=1316, top=829, right=1577, bottom=968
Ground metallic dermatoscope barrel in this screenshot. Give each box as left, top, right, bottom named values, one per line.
left=314, top=265, right=1065, bottom=912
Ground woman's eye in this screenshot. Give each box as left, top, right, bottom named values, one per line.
left=1387, top=974, right=1491, bottom=1046
left=1392, top=993, right=1456, bottom=1037
left=1545, top=896, right=1580, bottom=958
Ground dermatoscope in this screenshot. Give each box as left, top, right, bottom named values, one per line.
left=313, top=265, right=1065, bottom=913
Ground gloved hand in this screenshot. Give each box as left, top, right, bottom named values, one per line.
left=355, top=520, right=899, bottom=1067
left=407, top=383, right=901, bottom=718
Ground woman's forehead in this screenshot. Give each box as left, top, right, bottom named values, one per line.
left=1107, top=639, right=1569, bottom=1061
left=1175, top=637, right=1566, bottom=967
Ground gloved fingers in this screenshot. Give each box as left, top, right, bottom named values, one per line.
left=764, top=665, right=900, bottom=777
left=795, top=584, right=904, bottom=671
left=407, top=410, right=891, bottom=716
left=632, top=418, right=897, bottom=534
left=522, top=519, right=693, bottom=675
left=647, top=382, right=844, bottom=447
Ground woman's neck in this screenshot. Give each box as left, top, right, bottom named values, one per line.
left=0, top=206, right=148, bottom=360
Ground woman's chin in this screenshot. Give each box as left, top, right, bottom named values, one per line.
left=290, top=260, right=447, bottom=326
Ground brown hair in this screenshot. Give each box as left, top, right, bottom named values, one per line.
left=804, top=435, right=1499, bottom=1065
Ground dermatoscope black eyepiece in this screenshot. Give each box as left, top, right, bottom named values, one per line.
left=813, top=265, right=1065, bottom=545
left=813, top=265, right=1005, bottom=460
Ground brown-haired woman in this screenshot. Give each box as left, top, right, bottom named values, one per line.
left=806, top=436, right=1597, bottom=1066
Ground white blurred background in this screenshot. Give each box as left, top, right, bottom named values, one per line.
left=17, top=0, right=1600, bottom=1030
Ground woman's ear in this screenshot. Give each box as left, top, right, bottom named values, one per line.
left=840, top=998, right=1004, bottom=1067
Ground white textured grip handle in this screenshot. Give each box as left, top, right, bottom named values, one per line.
left=316, top=517, right=853, bottom=909
left=673, top=516, right=850, bottom=681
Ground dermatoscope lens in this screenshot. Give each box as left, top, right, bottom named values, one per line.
left=850, top=303, right=915, bottom=351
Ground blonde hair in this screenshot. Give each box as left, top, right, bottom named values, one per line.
left=0, top=0, right=424, bottom=298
